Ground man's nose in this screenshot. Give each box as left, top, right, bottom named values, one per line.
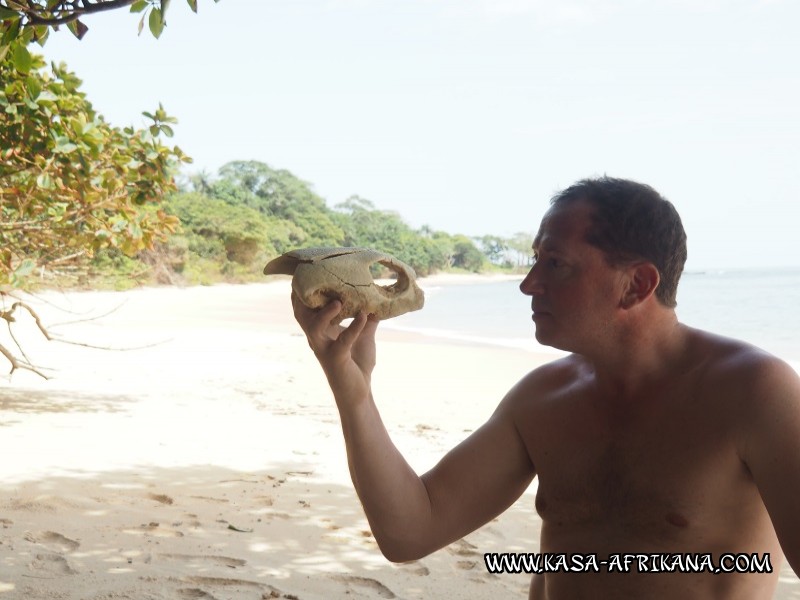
left=519, top=264, right=544, bottom=296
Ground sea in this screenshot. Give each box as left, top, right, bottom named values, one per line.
left=384, top=268, right=800, bottom=371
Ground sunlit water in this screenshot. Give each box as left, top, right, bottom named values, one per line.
left=385, top=268, right=800, bottom=369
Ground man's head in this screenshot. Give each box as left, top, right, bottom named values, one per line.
left=550, top=177, right=687, bottom=308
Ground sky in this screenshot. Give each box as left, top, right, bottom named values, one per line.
left=37, top=0, right=800, bottom=270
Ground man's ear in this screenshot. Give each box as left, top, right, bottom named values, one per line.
left=620, top=263, right=660, bottom=309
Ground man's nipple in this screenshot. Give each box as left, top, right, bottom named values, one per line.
left=665, top=512, right=689, bottom=528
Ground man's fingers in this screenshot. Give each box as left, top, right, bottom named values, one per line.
left=292, top=293, right=342, bottom=334
left=362, top=313, right=380, bottom=337
left=337, top=311, right=368, bottom=350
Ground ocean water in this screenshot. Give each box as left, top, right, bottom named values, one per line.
left=385, top=269, right=800, bottom=367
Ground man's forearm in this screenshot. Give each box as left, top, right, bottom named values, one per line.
left=337, top=394, right=435, bottom=562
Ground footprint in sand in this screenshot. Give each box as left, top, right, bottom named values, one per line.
left=24, top=531, right=80, bottom=552
left=400, top=562, right=431, bottom=576
left=190, top=495, right=230, bottom=504
left=123, top=522, right=184, bottom=538
left=29, top=552, right=77, bottom=575
left=415, top=423, right=440, bottom=436
left=148, top=493, right=175, bottom=505
left=177, top=589, right=219, bottom=600
left=329, top=574, right=396, bottom=599
left=447, top=538, right=479, bottom=557
left=185, top=575, right=263, bottom=589
left=160, top=553, right=247, bottom=568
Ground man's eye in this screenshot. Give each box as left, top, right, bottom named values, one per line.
left=549, top=258, right=561, bottom=268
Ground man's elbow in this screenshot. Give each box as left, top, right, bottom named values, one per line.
left=374, top=535, right=432, bottom=564
left=380, top=546, right=428, bottom=564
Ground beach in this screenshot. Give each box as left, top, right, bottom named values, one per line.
left=0, top=278, right=797, bottom=599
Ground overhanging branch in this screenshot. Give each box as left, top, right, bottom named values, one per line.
left=20, top=0, right=140, bottom=27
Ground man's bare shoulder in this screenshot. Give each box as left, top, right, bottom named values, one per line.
left=498, top=354, right=588, bottom=411
left=683, top=326, right=800, bottom=425
left=685, top=326, right=799, bottom=390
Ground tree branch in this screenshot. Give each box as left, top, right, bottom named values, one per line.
left=23, top=0, right=139, bottom=27
left=0, top=290, right=172, bottom=379
left=0, top=341, right=49, bottom=379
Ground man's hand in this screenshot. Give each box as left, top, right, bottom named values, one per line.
left=291, top=292, right=379, bottom=407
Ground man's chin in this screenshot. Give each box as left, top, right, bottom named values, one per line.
left=534, top=328, right=570, bottom=352
left=534, top=329, right=556, bottom=347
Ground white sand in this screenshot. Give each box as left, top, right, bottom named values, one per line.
left=0, top=278, right=796, bottom=599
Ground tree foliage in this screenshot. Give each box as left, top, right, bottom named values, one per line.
left=215, top=161, right=344, bottom=247
left=0, top=45, right=191, bottom=288
left=333, top=196, right=454, bottom=276
left=165, top=163, right=491, bottom=284
left=0, top=0, right=216, bottom=53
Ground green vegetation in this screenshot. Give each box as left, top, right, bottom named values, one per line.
left=144, top=162, right=521, bottom=287
left=0, top=42, right=190, bottom=290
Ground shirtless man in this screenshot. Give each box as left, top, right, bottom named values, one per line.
left=292, top=176, right=800, bottom=599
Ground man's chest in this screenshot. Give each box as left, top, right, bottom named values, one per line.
left=519, top=387, right=752, bottom=543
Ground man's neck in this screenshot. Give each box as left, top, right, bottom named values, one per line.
left=583, top=309, right=690, bottom=401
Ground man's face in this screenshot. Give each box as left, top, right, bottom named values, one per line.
left=519, top=200, right=626, bottom=353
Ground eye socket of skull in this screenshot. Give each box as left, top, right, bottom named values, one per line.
left=374, top=259, right=410, bottom=297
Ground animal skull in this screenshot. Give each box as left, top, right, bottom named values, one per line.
left=264, top=247, right=425, bottom=321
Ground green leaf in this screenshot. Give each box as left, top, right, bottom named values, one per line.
left=34, top=25, right=49, bottom=46
left=138, top=12, right=145, bottom=35
left=12, top=43, right=31, bottom=74
left=161, top=0, right=171, bottom=17
left=13, top=259, right=36, bottom=279
left=160, top=124, right=174, bottom=137
left=26, top=75, right=42, bottom=100
left=0, top=7, right=21, bottom=20
left=67, top=19, right=89, bottom=40
left=36, top=172, right=54, bottom=189
left=53, top=136, right=78, bottom=154
left=149, top=7, right=164, bottom=38
left=187, top=0, right=197, bottom=13
left=130, top=0, right=148, bottom=12
left=20, top=24, right=34, bottom=44
left=1, top=17, right=21, bottom=45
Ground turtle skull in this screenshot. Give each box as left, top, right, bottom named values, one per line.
left=263, top=247, right=425, bottom=320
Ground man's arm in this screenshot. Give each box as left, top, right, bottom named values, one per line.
left=293, top=295, right=536, bottom=562
left=736, top=353, right=800, bottom=575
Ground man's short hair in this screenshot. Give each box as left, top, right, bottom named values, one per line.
left=551, top=176, right=688, bottom=308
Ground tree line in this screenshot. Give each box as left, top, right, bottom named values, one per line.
left=137, top=160, right=535, bottom=288
left=1, top=7, right=534, bottom=292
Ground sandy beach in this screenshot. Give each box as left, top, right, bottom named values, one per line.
left=0, top=278, right=797, bottom=599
